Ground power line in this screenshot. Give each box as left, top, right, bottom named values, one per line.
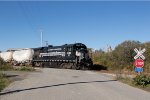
left=17, top=1, right=35, bottom=33
left=17, top=1, right=44, bottom=47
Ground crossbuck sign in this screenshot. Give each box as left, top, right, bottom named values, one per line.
left=134, top=48, right=146, bottom=60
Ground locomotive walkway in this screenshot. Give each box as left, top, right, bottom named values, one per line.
left=0, top=68, right=150, bottom=100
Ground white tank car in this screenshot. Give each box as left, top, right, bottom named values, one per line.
left=0, top=51, right=13, bottom=62
left=13, top=48, right=34, bottom=63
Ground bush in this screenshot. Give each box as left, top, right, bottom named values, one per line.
left=92, top=41, right=140, bottom=70
left=133, top=74, right=150, bottom=87
left=0, top=58, right=13, bottom=71
left=0, top=73, right=11, bottom=92
left=15, top=66, right=35, bottom=71
left=0, top=64, right=13, bottom=71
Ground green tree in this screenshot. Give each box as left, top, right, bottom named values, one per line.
left=143, top=42, right=150, bottom=73
left=112, top=40, right=141, bottom=70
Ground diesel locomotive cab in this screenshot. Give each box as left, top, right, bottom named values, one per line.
left=74, top=43, right=93, bottom=69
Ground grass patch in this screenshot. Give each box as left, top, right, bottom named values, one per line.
left=133, top=74, right=150, bottom=87
left=0, top=65, right=35, bottom=72
left=116, top=76, right=133, bottom=86
left=0, top=73, right=11, bottom=92
left=0, top=65, right=13, bottom=71
left=116, top=74, right=150, bottom=92
left=15, top=66, right=35, bottom=71
left=0, top=58, right=13, bottom=71
left=0, top=59, right=35, bottom=91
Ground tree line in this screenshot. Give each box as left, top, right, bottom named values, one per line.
left=92, top=40, right=150, bottom=73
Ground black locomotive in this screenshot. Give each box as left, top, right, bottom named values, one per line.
left=32, top=43, right=93, bottom=70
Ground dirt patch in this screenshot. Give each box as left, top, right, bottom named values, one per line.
left=0, top=71, right=32, bottom=82
left=143, top=86, right=150, bottom=92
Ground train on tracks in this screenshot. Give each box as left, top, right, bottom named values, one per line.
left=0, top=43, right=93, bottom=70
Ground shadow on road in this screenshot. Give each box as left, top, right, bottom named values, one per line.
left=5, top=75, right=19, bottom=78
left=91, top=64, right=108, bottom=70
left=0, top=80, right=117, bottom=95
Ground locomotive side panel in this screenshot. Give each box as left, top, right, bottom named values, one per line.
left=32, top=43, right=93, bottom=69
left=33, top=45, right=76, bottom=62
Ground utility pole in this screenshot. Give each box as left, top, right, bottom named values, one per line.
left=45, top=41, right=48, bottom=47
left=40, top=29, right=43, bottom=47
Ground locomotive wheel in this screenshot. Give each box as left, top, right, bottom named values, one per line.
left=41, top=63, right=44, bottom=68
left=60, top=63, right=75, bottom=69
left=82, top=66, right=89, bottom=70
left=51, top=62, right=58, bottom=68
left=71, top=63, right=76, bottom=69
left=67, top=63, right=74, bottom=69
left=60, top=63, right=66, bottom=69
left=66, top=63, right=71, bottom=69
left=75, top=65, right=80, bottom=70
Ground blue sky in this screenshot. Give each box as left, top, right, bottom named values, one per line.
left=0, top=1, right=150, bottom=51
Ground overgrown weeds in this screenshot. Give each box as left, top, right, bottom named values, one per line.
left=14, top=66, right=35, bottom=71
left=116, top=74, right=150, bottom=92
left=115, top=72, right=133, bottom=85
left=133, top=74, right=150, bottom=87
left=0, top=58, right=13, bottom=71
left=92, top=40, right=150, bottom=73
left=0, top=73, right=11, bottom=92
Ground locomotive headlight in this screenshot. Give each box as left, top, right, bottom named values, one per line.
left=76, top=51, right=81, bottom=56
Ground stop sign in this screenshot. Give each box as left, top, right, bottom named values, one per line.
left=134, top=59, right=144, bottom=68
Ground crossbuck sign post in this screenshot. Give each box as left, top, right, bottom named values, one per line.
left=134, top=48, right=146, bottom=73
left=134, top=48, right=146, bottom=60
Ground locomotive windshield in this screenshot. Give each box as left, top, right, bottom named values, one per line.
left=73, top=43, right=87, bottom=51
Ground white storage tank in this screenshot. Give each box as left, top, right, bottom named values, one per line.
left=0, top=51, right=13, bottom=62
left=12, top=48, right=34, bottom=63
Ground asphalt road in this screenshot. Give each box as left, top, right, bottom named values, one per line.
left=0, top=68, right=150, bottom=100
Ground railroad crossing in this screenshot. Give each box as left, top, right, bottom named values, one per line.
left=134, top=48, right=146, bottom=73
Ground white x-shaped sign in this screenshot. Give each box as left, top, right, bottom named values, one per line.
left=134, top=48, right=146, bottom=60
